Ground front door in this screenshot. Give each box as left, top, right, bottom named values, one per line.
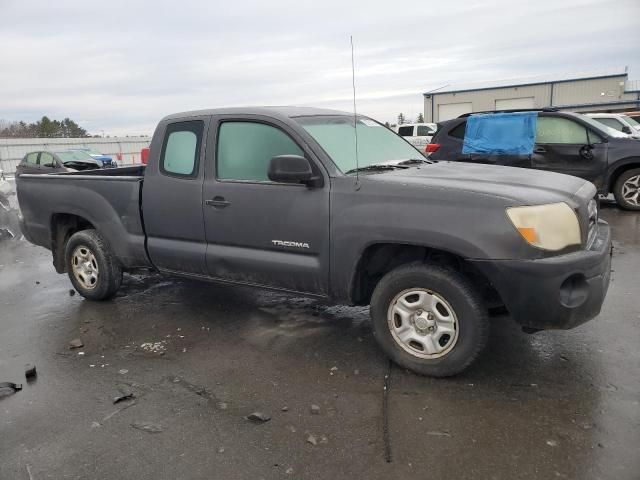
left=532, top=116, right=607, bottom=187
left=202, top=118, right=330, bottom=295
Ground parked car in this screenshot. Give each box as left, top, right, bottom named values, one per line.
left=15, top=150, right=103, bottom=176
left=394, top=123, right=437, bottom=149
left=68, top=148, right=118, bottom=168
left=17, top=107, right=611, bottom=377
left=586, top=113, right=640, bottom=137
left=625, top=111, right=640, bottom=122
left=429, top=109, right=640, bottom=210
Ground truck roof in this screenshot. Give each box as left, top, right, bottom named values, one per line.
left=161, top=106, right=351, bottom=122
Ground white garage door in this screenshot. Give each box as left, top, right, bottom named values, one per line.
left=495, top=97, right=535, bottom=110
left=438, top=102, right=473, bottom=121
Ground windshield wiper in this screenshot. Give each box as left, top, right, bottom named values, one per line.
left=396, top=158, right=433, bottom=165
left=345, top=164, right=406, bottom=174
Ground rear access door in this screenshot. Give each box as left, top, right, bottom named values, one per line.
left=202, top=115, right=330, bottom=295
left=142, top=116, right=211, bottom=275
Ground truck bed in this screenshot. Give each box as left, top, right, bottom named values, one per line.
left=17, top=165, right=151, bottom=269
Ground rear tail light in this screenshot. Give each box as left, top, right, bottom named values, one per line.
left=425, top=143, right=440, bottom=153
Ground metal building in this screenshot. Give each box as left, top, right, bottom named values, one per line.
left=423, top=67, right=640, bottom=123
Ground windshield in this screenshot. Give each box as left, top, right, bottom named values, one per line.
left=580, top=115, right=628, bottom=139
left=56, top=151, right=96, bottom=162
left=297, top=115, right=424, bottom=173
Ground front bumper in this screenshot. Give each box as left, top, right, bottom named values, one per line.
left=470, top=220, right=612, bottom=330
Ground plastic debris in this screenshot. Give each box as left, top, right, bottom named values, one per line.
left=310, top=404, right=321, bottom=415
left=24, top=364, right=37, bottom=380
left=131, top=421, right=163, bottom=433
left=69, top=338, right=84, bottom=349
left=0, top=382, right=22, bottom=397
left=306, top=434, right=318, bottom=445
left=246, top=412, right=271, bottom=423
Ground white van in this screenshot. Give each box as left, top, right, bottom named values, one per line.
left=394, top=123, right=438, bottom=149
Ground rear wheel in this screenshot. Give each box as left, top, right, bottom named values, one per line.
left=65, top=229, right=122, bottom=300
left=613, top=168, right=640, bottom=210
left=370, top=263, right=488, bottom=377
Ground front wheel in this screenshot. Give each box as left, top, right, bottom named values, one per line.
left=65, top=229, right=122, bottom=300
left=613, top=168, right=640, bottom=211
left=370, top=263, right=489, bottom=377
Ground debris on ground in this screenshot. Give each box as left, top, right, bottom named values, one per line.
left=426, top=431, right=451, bottom=437
left=118, top=369, right=128, bottom=375
left=246, top=412, right=271, bottom=423
left=0, top=382, right=22, bottom=397
left=306, top=434, right=318, bottom=445
left=281, top=406, right=289, bottom=412
left=286, top=425, right=296, bottom=433
left=310, top=404, right=321, bottom=415
left=285, top=467, right=294, bottom=475
left=217, top=447, right=225, bottom=454
left=218, top=401, right=228, bottom=410
left=69, top=338, right=84, bottom=349
left=140, top=341, right=167, bottom=354
left=131, top=421, right=163, bottom=433
left=69, top=289, right=76, bottom=296
left=113, top=384, right=135, bottom=404
left=546, top=439, right=559, bottom=447
left=24, top=364, right=37, bottom=380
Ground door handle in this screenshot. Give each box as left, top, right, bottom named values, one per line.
left=533, top=146, right=546, bottom=154
left=205, top=196, right=231, bottom=208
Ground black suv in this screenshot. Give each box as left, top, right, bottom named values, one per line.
left=429, top=110, right=640, bottom=210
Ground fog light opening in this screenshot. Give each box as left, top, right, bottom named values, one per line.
left=559, top=273, right=589, bottom=308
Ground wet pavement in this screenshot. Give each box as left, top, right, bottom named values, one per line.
left=0, top=191, right=639, bottom=479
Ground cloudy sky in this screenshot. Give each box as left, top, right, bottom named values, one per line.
left=1, top=0, right=638, bottom=136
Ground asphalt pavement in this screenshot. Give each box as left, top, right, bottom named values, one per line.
left=0, top=196, right=638, bottom=480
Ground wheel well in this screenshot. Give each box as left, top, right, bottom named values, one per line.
left=350, top=243, right=503, bottom=308
left=608, top=162, right=640, bottom=193
left=50, top=213, right=95, bottom=273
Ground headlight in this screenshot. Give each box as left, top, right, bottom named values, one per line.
left=506, top=202, right=581, bottom=251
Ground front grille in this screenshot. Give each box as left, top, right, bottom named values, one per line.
left=587, top=198, right=598, bottom=248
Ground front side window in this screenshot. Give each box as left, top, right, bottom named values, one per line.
left=536, top=117, right=589, bottom=144
left=40, top=152, right=55, bottom=167
left=594, top=117, right=624, bottom=132
left=25, top=152, right=38, bottom=164
left=161, top=121, right=203, bottom=177
left=416, top=125, right=434, bottom=136
left=217, top=122, right=303, bottom=181
left=398, top=126, right=414, bottom=137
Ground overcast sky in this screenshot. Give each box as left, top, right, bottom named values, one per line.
left=1, top=0, right=638, bottom=136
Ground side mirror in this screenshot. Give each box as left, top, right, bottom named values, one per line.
left=268, top=155, right=318, bottom=186
left=621, top=125, right=632, bottom=135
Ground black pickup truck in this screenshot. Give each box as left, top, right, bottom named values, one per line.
left=17, top=107, right=612, bottom=377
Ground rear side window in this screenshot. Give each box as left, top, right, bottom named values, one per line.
left=449, top=122, right=466, bottom=139
left=25, top=153, right=38, bottom=164
left=160, top=121, right=204, bottom=177
left=397, top=126, right=414, bottom=137
left=217, top=122, right=303, bottom=182
left=536, top=117, right=589, bottom=144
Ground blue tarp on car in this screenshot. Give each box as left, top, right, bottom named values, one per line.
left=462, top=112, right=537, bottom=155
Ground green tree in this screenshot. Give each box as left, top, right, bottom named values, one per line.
left=416, top=113, right=425, bottom=123
left=397, top=113, right=406, bottom=125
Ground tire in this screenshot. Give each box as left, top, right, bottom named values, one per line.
left=370, top=263, right=488, bottom=377
left=65, top=229, right=122, bottom=300
left=613, top=168, right=640, bottom=211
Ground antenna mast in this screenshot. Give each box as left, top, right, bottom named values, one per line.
left=350, top=35, right=359, bottom=185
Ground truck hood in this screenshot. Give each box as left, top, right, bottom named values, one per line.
left=364, top=161, right=591, bottom=205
